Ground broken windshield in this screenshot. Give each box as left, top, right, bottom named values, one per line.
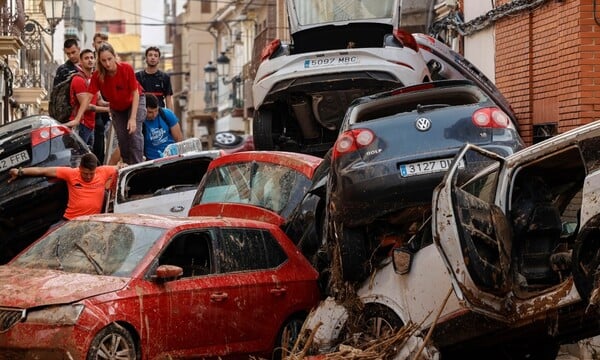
left=12, top=220, right=165, bottom=277
left=290, top=0, right=395, bottom=26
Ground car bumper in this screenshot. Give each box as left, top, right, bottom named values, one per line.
left=0, top=323, right=89, bottom=359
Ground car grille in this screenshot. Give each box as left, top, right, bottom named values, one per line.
left=0, top=307, right=25, bottom=332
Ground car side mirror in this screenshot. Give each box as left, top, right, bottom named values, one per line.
left=153, top=264, right=183, bottom=282
left=392, top=247, right=413, bottom=275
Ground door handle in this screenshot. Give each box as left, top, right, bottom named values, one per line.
left=170, top=205, right=185, bottom=213
left=210, top=292, right=229, bottom=302
left=270, top=287, right=287, bottom=296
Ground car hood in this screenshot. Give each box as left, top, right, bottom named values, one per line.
left=0, top=266, right=129, bottom=308
left=189, top=203, right=286, bottom=226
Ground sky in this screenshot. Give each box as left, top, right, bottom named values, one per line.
left=140, top=0, right=167, bottom=46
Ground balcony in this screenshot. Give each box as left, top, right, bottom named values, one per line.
left=0, top=2, right=25, bottom=56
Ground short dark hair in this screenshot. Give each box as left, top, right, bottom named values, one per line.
left=145, top=46, right=161, bottom=58
left=64, top=38, right=79, bottom=49
left=93, top=32, right=108, bottom=42
left=80, top=49, right=94, bottom=59
left=80, top=153, right=99, bottom=170
left=145, top=93, right=159, bottom=109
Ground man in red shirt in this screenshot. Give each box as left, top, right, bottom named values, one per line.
left=7, top=153, right=120, bottom=220
left=65, top=49, right=109, bottom=148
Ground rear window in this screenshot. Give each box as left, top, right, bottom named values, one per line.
left=291, top=0, right=395, bottom=25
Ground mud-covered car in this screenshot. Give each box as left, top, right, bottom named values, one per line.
left=0, top=212, right=320, bottom=359
left=108, top=150, right=222, bottom=216
left=252, top=0, right=435, bottom=156
left=189, top=151, right=327, bottom=266
left=0, top=115, right=89, bottom=264
left=328, top=79, right=524, bottom=281
left=305, top=120, right=600, bottom=359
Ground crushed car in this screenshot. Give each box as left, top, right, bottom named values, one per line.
left=107, top=149, right=222, bottom=216
left=0, top=115, right=89, bottom=264
left=327, top=79, right=524, bottom=282
left=302, top=119, right=600, bottom=359
left=252, top=0, right=435, bottom=156
left=0, top=212, right=320, bottom=359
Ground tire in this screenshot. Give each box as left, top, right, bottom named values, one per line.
left=572, top=225, right=600, bottom=302
left=253, top=109, right=275, bottom=150
left=87, top=324, right=138, bottom=360
left=340, top=304, right=403, bottom=346
left=272, top=315, right=305, bottom=360
left=339, top=225, right=369, bottom=282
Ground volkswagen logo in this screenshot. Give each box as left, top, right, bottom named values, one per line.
left=415, top=118, right=431, bottom=131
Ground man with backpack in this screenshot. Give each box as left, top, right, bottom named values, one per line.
left=142, top=93, right=183, bottom=160
left=136, top=46, right=173, bottom=109
left=53, top=38, right=81, bottom=87
left=64, top=49, right=109, bottom=148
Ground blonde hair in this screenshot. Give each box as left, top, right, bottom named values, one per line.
left=96, top=42, right=118, bottom=83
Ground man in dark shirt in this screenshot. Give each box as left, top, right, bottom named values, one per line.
left=136, top=46, right=173, bottom=109
left=53, top=38, right=81, bottom=87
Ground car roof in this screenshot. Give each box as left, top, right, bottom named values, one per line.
left=207, top=151, right=323, bottom=179
left=73, top=212, right=280, bottom=230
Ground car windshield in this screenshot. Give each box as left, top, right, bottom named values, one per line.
left=198, top=161, right=311, bottom=217
left=11, top=220, right=165, bottom=277
left=290, top=0, right=395, bottom=25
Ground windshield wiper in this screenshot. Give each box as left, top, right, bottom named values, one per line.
left=75, top=243, right=104, bottom=275
left=417, top=103, right=450, bottom=113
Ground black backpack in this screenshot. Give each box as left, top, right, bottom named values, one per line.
left=48, top=72, right=85, bottom=123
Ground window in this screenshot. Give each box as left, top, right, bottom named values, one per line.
left=159, top=232, right=213, bottom=278
left=217, top=228, right=287, bottom=273
left=201, top=0, right=211, bottom=13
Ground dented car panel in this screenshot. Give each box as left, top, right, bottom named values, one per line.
left=0, top=213, right=320, bottom=359
left=307, top=119, right=600, bottom=356
left=110, top=150, right=222, bottom=216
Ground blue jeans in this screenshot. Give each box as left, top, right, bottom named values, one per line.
left=79, top=125, right=95, bottom=149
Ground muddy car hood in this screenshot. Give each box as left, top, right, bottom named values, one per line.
left=0, top=266, right=128, bottom=308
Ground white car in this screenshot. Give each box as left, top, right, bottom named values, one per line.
left=252, top=0, right=435, bottom=156
left=305, top=119, right=600, bottom=358
left=107, top=150, right=222, bottom=216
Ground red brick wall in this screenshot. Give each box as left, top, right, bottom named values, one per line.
left=494, top=0, right=600, bottom=144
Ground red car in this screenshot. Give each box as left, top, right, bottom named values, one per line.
left=0, top=212, right=320, bottom=359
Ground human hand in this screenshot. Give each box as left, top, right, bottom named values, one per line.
left=7, top=168, right=19, bottom=183
left=127, top=118, right=136, bottom=134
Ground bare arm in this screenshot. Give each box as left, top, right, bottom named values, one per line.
left=64, top=92, right=93, bottom=128
left=170, top=123, right=183, bottom=143
left=128, top=91, right=140, bottom=134
left=7, top=166, right=58, bottom=183
left=166, top=95, right=174, bottom=110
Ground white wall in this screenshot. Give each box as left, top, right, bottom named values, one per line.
left=462, top=0, right=495, bottom=82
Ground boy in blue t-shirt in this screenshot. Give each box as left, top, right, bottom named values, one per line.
left=143, top=93, right=184, bottom=159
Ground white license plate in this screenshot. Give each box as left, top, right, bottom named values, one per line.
left=0, top=150, right=30, bottom=172
left=303, top=55, right=360, bottom=68
left=400, top=158, right=464, bottom=177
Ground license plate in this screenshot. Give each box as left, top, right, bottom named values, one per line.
left=0, top=150, right=30, bottom=172
left=304, top=55, right=359, bottom=68
left=399, top=158, right=464, bottom=177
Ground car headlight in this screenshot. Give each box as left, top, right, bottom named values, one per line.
left=26, top=304, right=85, bottom=325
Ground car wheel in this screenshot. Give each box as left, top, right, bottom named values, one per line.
left=272, top=315, right=305, bottom=360
left=253, top=109, right=275, bottom=150
left=87, top=324, right=138, bottom=360
left=572, top=223, right=600, bottom=303
left=339, top=225, right=369, bottom=283
left=214, top=131, right=243, bottom=147
left=341, top=304, right=403, bottom=346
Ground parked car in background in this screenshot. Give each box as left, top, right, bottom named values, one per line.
left=252, top=0, right=435, bottom=156
left=189, top=151, right=326, bottom=266
left=0, top=212, right=320, bottom=359
left=0, top=115, right=89, bottom=264
left=108, top=150, right=222, bottom=216
left=306, top=119, right=600, bottom=359
left=328, top=79, right=525, bottom=281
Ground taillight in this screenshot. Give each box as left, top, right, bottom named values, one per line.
left=332, top=129, right=375, bottom=159
left=31, top=126, right=70, bottom=146
left=393, top=29, right=419, bottom=52
left=472, top=108, right=511, bottom=128
left=260, top=39, right=281, bottom=62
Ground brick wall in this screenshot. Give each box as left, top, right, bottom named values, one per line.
left=495, top=0, right=600, bottom=145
